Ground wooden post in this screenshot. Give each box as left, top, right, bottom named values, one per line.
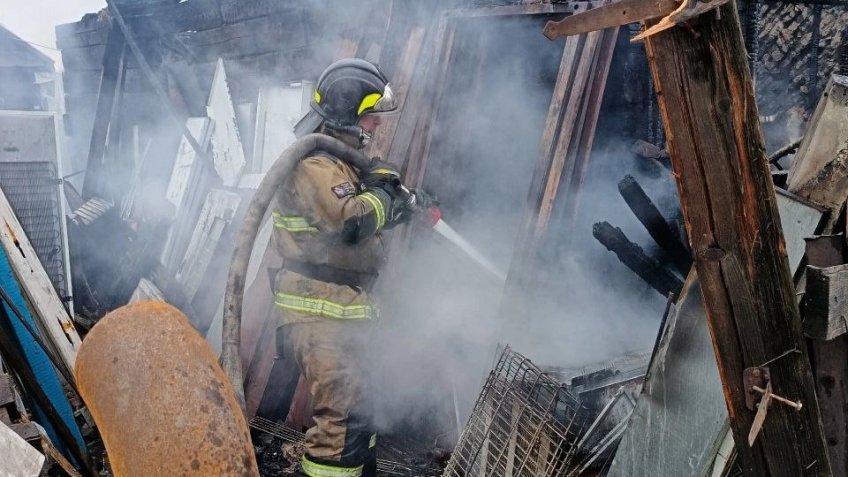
left=643, top=4, right=831, bottom=476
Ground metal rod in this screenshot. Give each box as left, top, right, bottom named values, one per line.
left=752, top=385, right=803, bottom=411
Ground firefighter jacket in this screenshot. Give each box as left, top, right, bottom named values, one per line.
left=271, top=151, right=390, bottom=325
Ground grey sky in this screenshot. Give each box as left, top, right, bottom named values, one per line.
left=0, top=0, right=106, bottom=67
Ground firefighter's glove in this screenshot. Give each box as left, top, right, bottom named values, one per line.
left=410, top=189, right=439, bottom=211
left=384, top=189, right=439, bottom=229
left=361, top=159, right=402, bottom=192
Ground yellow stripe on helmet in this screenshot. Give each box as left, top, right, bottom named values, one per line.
left=313, top=90, right=322, bottom=104
left=357, top=93, right=383, bottom=116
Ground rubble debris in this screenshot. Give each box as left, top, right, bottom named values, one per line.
left=249, top=416, right=443, bottom=477
left=608, top=275, right=726, bottom=476
left=802, top=231, right=848, bottom=476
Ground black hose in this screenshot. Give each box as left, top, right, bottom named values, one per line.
left=220, top=133, right=371, bottom=410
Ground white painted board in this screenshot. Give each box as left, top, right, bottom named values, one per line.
left=0, top=186, right=80, bottom=373
left=252, top=83, right=312, bottom=174
left=204, top=217, right=272, bottom=353
left=165, top=117, right=212, bottom=211
left=129, top=278, right=165, bottom=303
left=175, top=189, right=241, bottom=300
left=207, top=59, right=246, bottom=187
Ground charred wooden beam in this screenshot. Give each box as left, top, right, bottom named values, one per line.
left=81, top=21, right=125, bottom=200
left=592, top=221, right=682, bottom=297
left=618, top=175, right=691, bottom=274
left=644, top=3, right=831, bottom=474
left=768, top=140, right=802, bottom=166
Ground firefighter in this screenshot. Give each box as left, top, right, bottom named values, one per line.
left=272, top=58, right=428, bottom=477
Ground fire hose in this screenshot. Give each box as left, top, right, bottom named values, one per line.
left=219, top=134, right=372, bottom=410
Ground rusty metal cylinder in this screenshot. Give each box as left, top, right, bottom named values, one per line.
left=75, top=302, right=259, bottom=476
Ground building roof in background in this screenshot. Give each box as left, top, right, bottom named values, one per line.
left=0, top=23, right=54, bottom=70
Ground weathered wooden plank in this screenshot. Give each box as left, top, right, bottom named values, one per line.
left=0, top=187, right=81, bottom=374
left=0, top=421, right=44, bottom=476
left=232, top=46, right=320, bottom=85
left=803, top=235, right=848, bottom=477
left=0, top=374, right=13, bottom=408
left=56, top=16, right=109, bottom=49
left=173, top=10, right=308, bottom=63
left=557, top=26, right=619, bottom=228
left=207, top=59, right=247, bottom=187
left=592, top=221, right=682, bottom=297
left=536, top=26, right=603, bottom=230
left=402, top=12, right=457, bottom=190
left=805, top=263, right=848, bottom=340
left=446, top=3, right=577, bottom=18
left=122, top=0, right=223, bottom=36
left=774, top=189, right=826, bottom=273
left=643, top=3, right=831, bottom=475
left=10, top=422, right=42, bottom=442
left=56, top=26, right=109, bottom=49
left=368, top=26, right=425, bottom=163
left=40, top=435, right=83, bottom=477
left=218, top=0, right=297, bottom=24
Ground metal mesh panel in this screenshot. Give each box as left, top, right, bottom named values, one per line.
left=443, top=346, right=588, bottom=477
left=0, top=161, right=68, bottom=302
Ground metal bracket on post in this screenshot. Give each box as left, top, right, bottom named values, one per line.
left=744, top=367, right=804, bottom=446
left=744, top=366, right=771, bottom=411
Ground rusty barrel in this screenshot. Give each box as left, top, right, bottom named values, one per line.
left=75, top=302, right=259, bottom=476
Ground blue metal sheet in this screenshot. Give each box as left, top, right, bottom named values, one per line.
left=0, top=245, right=85, bottom=459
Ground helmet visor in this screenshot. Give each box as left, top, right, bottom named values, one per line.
left=359, top=84, right=398, bottom=116
left=373, top=84, right=397, bottom=112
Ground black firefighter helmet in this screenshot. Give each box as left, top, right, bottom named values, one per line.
left=294, top=59, right=397, bottom=144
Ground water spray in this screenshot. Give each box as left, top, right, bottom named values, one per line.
left=401, top=186, right=507, bottom=283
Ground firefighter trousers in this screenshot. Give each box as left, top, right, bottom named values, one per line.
left=279, top=319, right=377, bottom=477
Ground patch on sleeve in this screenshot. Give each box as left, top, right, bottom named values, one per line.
left=331, top=182, right=356, bottom=198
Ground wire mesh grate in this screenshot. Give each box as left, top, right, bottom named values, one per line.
left=443, top=346, right=589, bottom=477
left=0, top=161, right=68, bottom=302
